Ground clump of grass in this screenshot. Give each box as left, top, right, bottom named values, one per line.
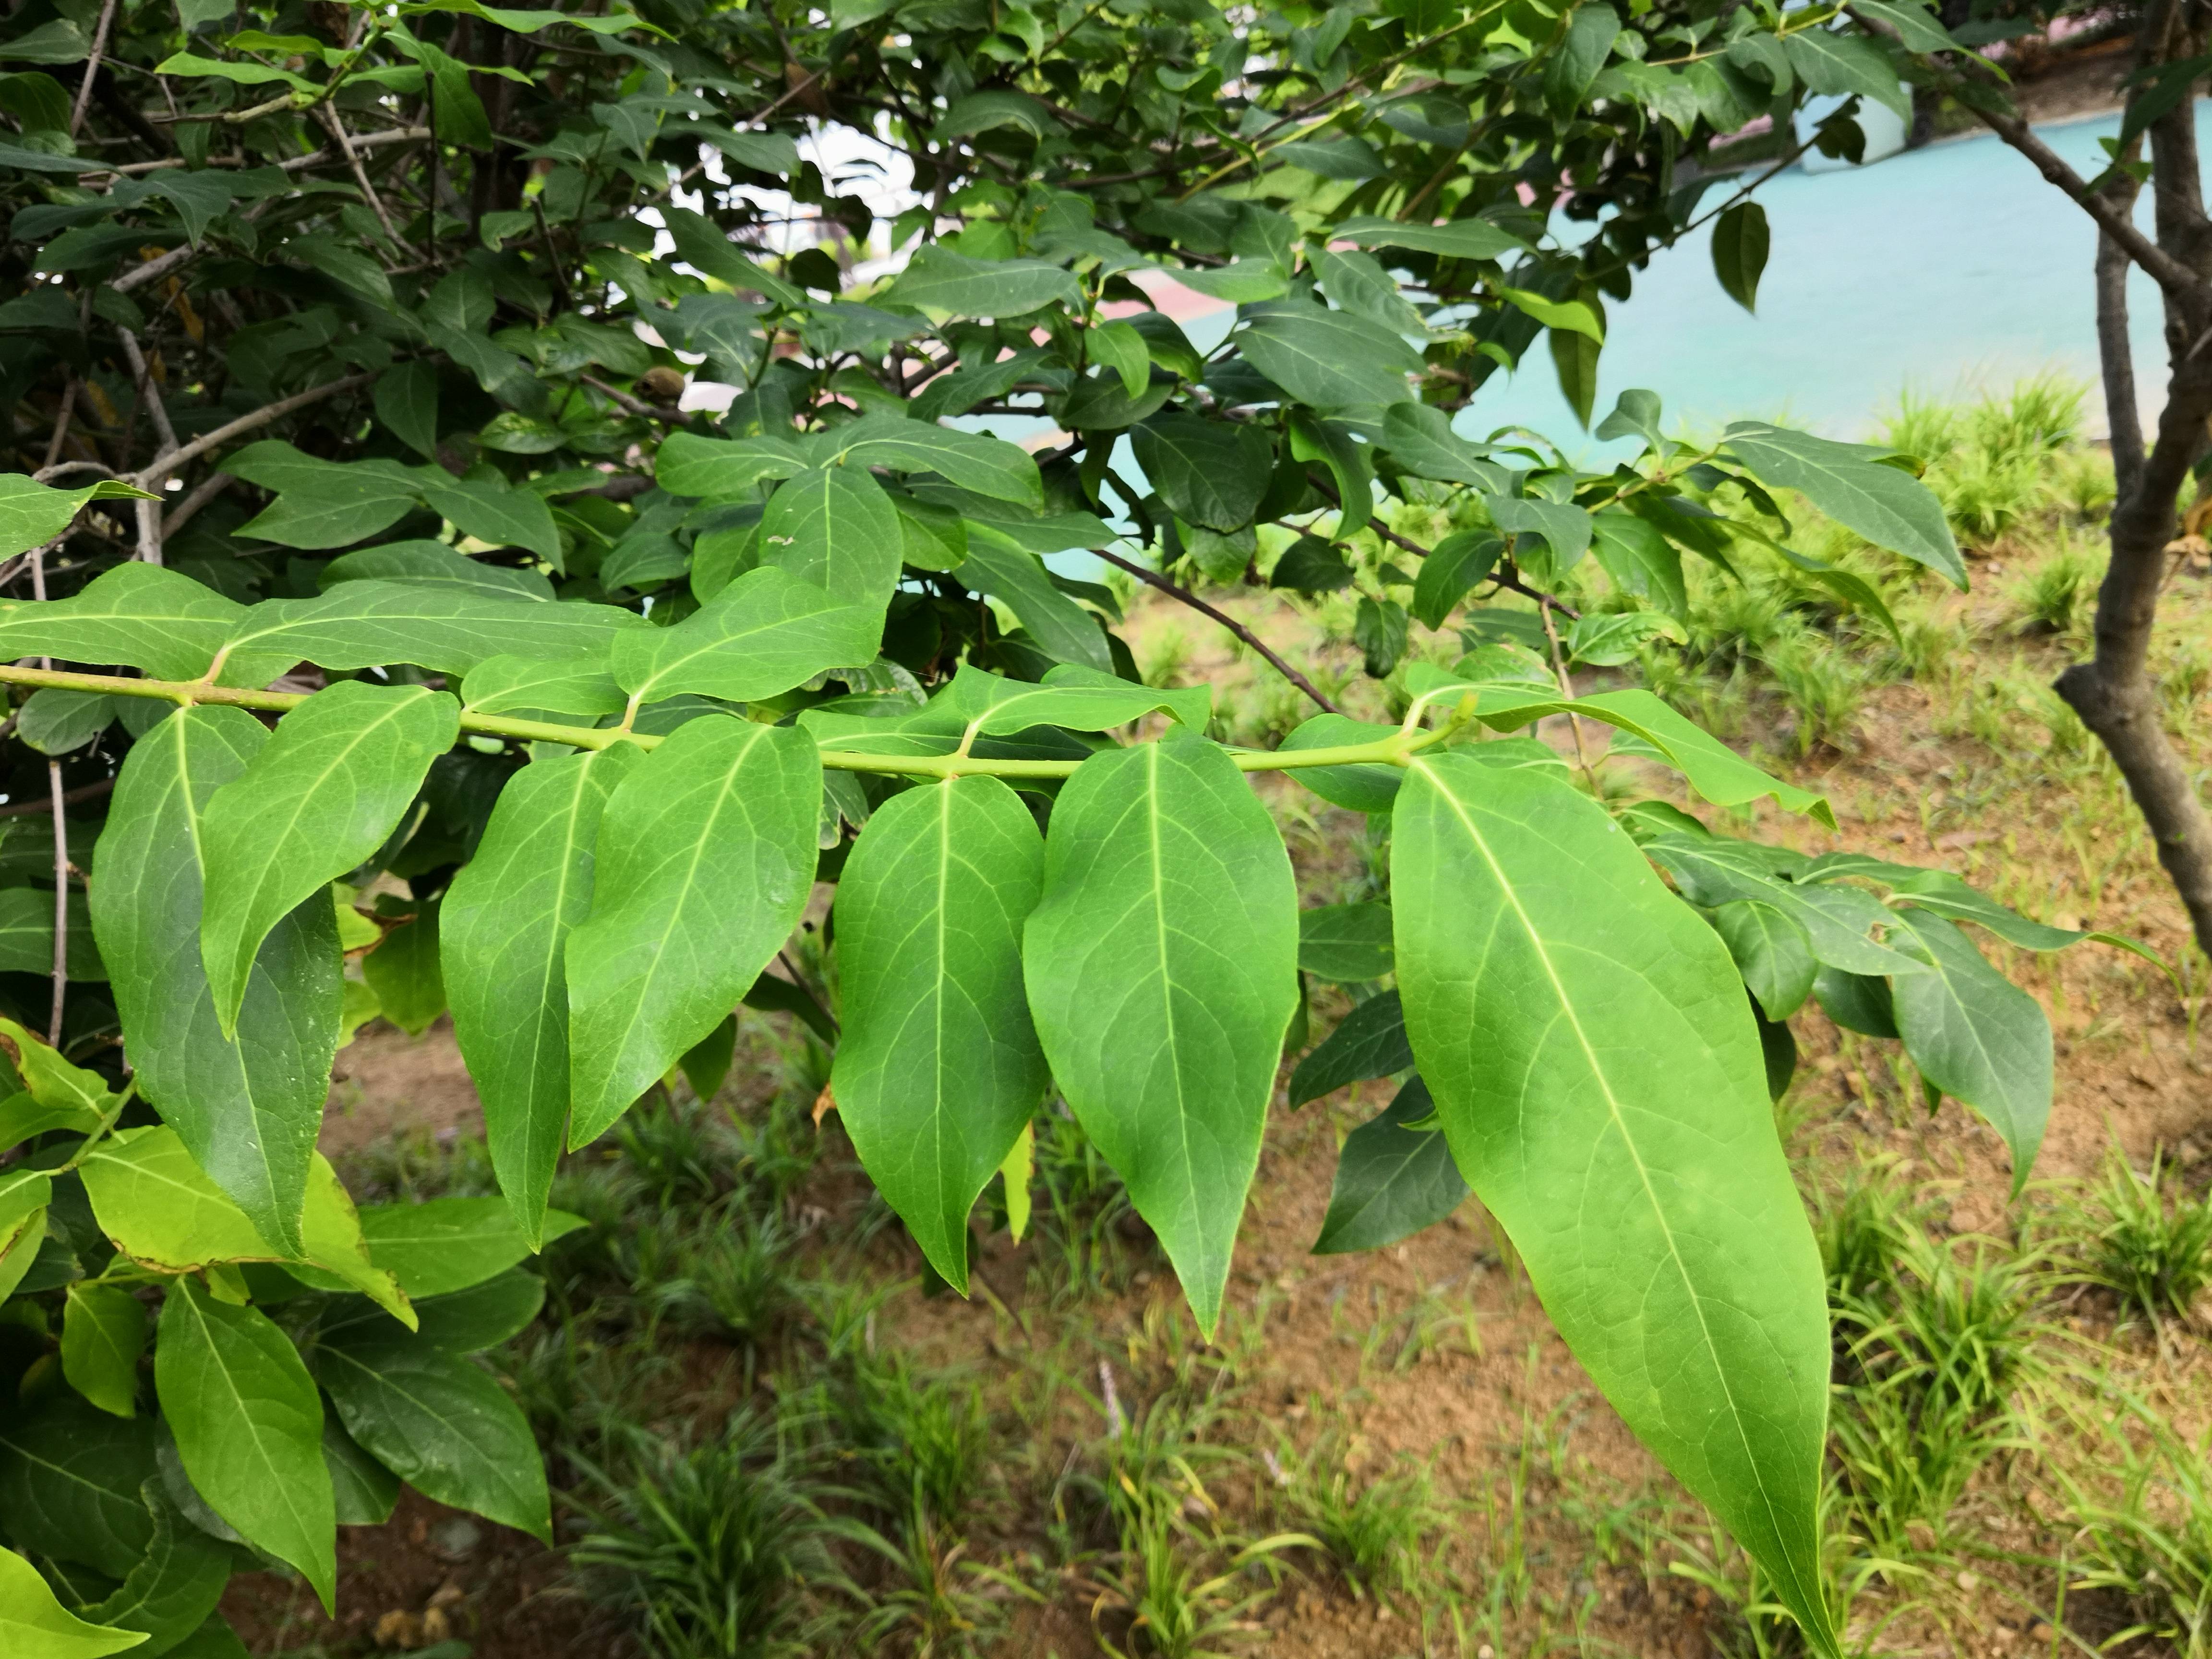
left=612, top=1094, right=751, bottom=1206
left=1088, top=1474, right=1305, bottom=1659
left=2010, top=540, right=2100, bottom=638
left=835, top=1356, right=994, bottom=1528
left=1027, top=1105, right=1151, bottom=1303
left=571, top=1409, right=858, bottom=1659
left=2067, top=1140, right=2212, bottom=1328
left=1280, top=1446, right=1447, bottom=1604
left=1827, top=1205, right=2046, bottom=1563
left=2049, top=1408, right=2212, bottom=1656
left=637, top=1203, right=813, bottom=1363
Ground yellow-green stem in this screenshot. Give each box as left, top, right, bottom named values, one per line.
left=0, top=663, right=1453, bottom=781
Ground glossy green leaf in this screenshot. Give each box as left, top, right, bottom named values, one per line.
left=1022, top=733, right=1298, bottom=1335
left=1380, top=403, right=1503, bottom=489
left=0, top=888, right=103, bottom=980
left=880, top=244, right=1082, bottom=315
left=757, top=464, right=903, bottom=609
left=1643, top=834, right=1923, bottom=976
left=1391, top=754, right=1834, bottom=1655
left=1090, top=320, right=1152, bottom=396
left=939, top=661, right=1209, bottom=735
left=832, top=776, right=1050, bottom=1290
left=1235, top=309, right=1421, bottom=409
left=1277, top=713, right=1405, bottom=813
left=320, top=541, right=555, bottom=603
left=78, top=1485, right=230, bottom=1655
left=198, top=682, right=459, bottom=1034
left=219, top=582, right=631, bottom=676
left=461, top=651, right=628, bottom=719
left=818, top=414, right=1043, bottom=507
left=1297, top=902, right=1395, bottom=982
left=91, top=707, right=341, bottom=1254
left=321, top=1418, right=399, bottom=1527
left=0, top=475, right=158, bottom=562
left=443, top=743, right=640, bottom=1244
left=0, top=1547, right=147, bottom=1657
left=1313, top=1078, right=1469, bottom=1255
left=408, top=1268, right=546, bottom=1352
left=154, top=1279, right=334, bottom=1611
left=567, top=717, right=820, bottom=1145
left=62, top=1285, right=148, bottom=1418
left=944, top=531, right=1104, bottom=674
left=1814, top=964, right=1899, bottom=1037
left=1720, top=422, right=1963, bottom=587
left=1712, top=202, right=1769, bottom=313
left=359, top=902, right=445, bottom=1036
left=1588, top=511, right=1688, bottom=619
left=373, top=361, right=440, bottom=457
left=0, top=1394, right=156, bottom=1578
left=1545, top=2, right=1621, bottom=114
left=315, top=1324, right=551, bottom=1541
left=1288, top=989, right=1413, bottom=1106
left=1333, top=214, right=1526, bottom=263
left=16, top=687, right=119, bottom=755
left=347, top=1197, right=583, bottom=1297
left=1887, top=908, right=2052, bottom=1187
left=1130, top=415, right=1274, bottom=533
left=612, top=567, right=882, bottom=706
left=0, top=565, right=248, bottom=683
left=411, top=473, right=560, bottom=562
left=81, top=1127, right=411, bottom=1324
left=1711, top=899, right=1817, bottom=1021
left=0, top=1015, right=117, bottom=1125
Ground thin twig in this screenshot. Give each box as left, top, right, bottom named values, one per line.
left=25, top=550, right=68, bottom=1044
left=117, top=330, right=178, bottom=563
left=0, top=779, right=116, bottom=818
left=1092, top=547, right=1339, bottom=714
left=67, top=0, right=120, bottom=138
left=131, top=373, right=373, bottom=488
left=161, top=471, right=234, bottom=539
left=318, top=103, right=410, bottom=252
left=1538, top=594, right=1599, bottom=791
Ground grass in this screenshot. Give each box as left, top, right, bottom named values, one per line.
left=298, top=372, right=2212, bottom=1659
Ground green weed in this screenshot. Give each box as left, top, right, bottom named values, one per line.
left=2047, top=1407, right=2212, bottom=1656
left=1279, top=1443, right=1447, bottom=1604
left=2067, top=1140, right=2212, bottom=1328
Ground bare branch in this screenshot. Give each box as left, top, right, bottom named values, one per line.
left=67, top=0, right=120, bottom=138
left=1090, top=547, right=1340, bottom=714
left=161, top=470, right=235, bottom=539
left=132, top=373, right=374, bottom=489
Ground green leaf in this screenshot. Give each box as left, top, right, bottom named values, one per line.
left=1270, top=535, right=1357, bottom=595
left=1814, top=964, right=1898, bottom=1039
left=1545, top=2, right=1621, bottom=115
left=1022, top=733, right=1298, bottom=1336
left=1333, top=214, right=1526, bottom=263
left=221, top=445, right=420, bottom=550
left=91, top=707, right=341, bottom=1255
left=1288, top=989, right=1413, bottom=1106
left=1168, top=260, right=1291, bottom=303
left=1288, top=411, right=1376, bottom=535
left=1297, top=902, right=1395, bottom=982
left=655, top=431, right=813, bottom=499
left=78, top=1486, right=230, bottom=1654
left=1781, top=28, right=1909, bottom=118
left=1550, top=324, right=1602, bottom=427
left=1887, top=908, right=2052, bottom=1188
left=80, top=1127, right=411, bottom=1324
left=62, top=1286, right=148, bottom=1419
left=157, top=1617, right=246, bottom=1659
left=0, top=888, right=103, bottom=980
left=1235, top=309, right=1421, bottom=409
left=880, top=245, right=1082, bottom=316
left=461, top=651, right=627, bottom=718
left=373, top=361, right=440, bottom=458
left=1710, top=900, right=1817, bottom=1021
left=1588, top=511, right=1687, bottom=619
left=0, top=1547, right=147, bottom=1657
left=1313, top=1078, right=1469, bottom=1255
left=661, top=207, right=808, bottom=305
left=444, top=744, right=640, bottom=1245
left=832, top=776, right=1050, bottom=1291
left=0, top=1016, right=117, bottom=1128
left=17, top=687, right=119, bottom=755
left=1391, top=755, right=1835, bottom=1655
left=1720, top=422, right=1964, bottom=587
left=1130, top=414, right=1274, bottom=533
left=154, top=1279, right=335, bottom=1611
left=402, top=1267, right=546, bottom=1352
left=1381, top=403, right=1503, bottom=489
left=959, top=528, right=1113, bottom=673
left=1277, top=713, right=1404, bottom=813
left=1499, top=286, right=1605, bottom=342
left=1090, top=320, right=1152, bottom=397
left=321, top=541, right=554, bottom=604
left=1711, top=202, right=1769, bottom=314
left=567, top=718, right=820, bottom=1145
left=322, top=1417, right=398, bottom=1527
left=0, top=565, right=248, bottom=683
left=1642, top=835, right=1924, bottom=976
left=360, top=902, right=445, bottom=1036
left=758, top=464, right=903, bottom=609
left=222, top=581, right=633, bottom=676
left=938, top=661, right=1209, bottom=736
left=198, top=683, right=459, bottom=1034
left=1565, top=611, right=1685, bottom=666
left=612, top=567, right=883, bottom=706
left=0, top=475, right=157, bottom=561
left=1310, top=246, right=1427, bottom=336
left=314, top=1325, right=551, bottom=1541
left=339, top=1197, right=583, bottom=1298
left=817, top=414, right=1044, bottom=507
left=0, top=1394, right=156, bottom=1579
